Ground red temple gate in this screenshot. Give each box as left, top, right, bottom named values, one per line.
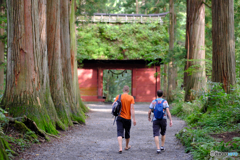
left=78, top=59, right=161, bottom=102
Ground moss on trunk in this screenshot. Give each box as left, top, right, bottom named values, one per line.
left=8, top=103, right=59, bottom=135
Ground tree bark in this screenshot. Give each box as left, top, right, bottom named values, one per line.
left=2, top=0, right=64, bottom=134
left=70, top=0, right=88, bottom=114
left=0, top=4, right=4, bottom=95
left=212, top=0, right=236, bottom=93
left=184, top=0, right=190, bottom=89
left=60, top=0, right=85, bottom=123
left=136, top=0, right=139, bottom=14
left=184, top=0, right=206, bottom=101
left=47, top=0, right=73, bottom=127
left=167, top=0, right=177, bottom=102
left=39, top=0, right=66, bottom=130
left=163, top=64, right=167, bottom=97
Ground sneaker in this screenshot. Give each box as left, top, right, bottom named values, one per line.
left=157, top=149, right=161, bottom=154
left=160, top=146, right=165, bottom=151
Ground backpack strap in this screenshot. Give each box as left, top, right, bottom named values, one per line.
left=113, top=117, right=116, bottom=125
left=118, top=94, right=122, bottom=116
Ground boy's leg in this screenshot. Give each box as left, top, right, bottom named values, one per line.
left=154, top=136, right=160, bottom=149
left=153, top=120, right=161, bottom=150
left=125, top=138, right=130, bottom=149
left=160, top=119, right=167, bottom=148
left=124, top=119, right=131, bottom=149
left=116, top=117, right=124, bottom=151
left=161, top=135, right=166, bottom=147
left=118, top=136, right=123, bottom=151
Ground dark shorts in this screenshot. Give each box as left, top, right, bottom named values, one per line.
left=116, top=116, right=131, bottom=139
left=153, top=119, right=167, bottom=137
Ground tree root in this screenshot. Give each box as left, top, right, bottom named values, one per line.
left=6, top=116, right=60, bottom=140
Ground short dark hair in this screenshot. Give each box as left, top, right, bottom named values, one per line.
left=157, top=90, right=163, bottom=97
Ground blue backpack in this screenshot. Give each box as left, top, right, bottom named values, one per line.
left=153, top=99, right=165, bottom=119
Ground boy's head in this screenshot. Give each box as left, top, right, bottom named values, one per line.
left=123, top=85, right=130, bottom=92
left=157, top=90, right=163, bottom=97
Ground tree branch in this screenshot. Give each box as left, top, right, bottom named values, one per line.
left=202, top=1, right=211, bottom=9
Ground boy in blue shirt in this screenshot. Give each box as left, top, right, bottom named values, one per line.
left=148, top=90, right=173, bottom=154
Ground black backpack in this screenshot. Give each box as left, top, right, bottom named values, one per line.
left=111, top=94, right=122, bottom=125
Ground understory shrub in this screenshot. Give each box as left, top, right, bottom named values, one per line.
left=171, top=82, right=240, bottom=159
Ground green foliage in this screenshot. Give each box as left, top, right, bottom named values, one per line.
left=77, top=23, right=168, bottom=61
left=172, top=82, right=240, bottom=159
left=0, top=108, right=8, bottom=127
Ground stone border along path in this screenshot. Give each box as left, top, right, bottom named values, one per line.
left=19, top=103, right=193, bottom=160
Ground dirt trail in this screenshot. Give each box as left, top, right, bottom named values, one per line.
left=19, top=103, right=192, bottom=160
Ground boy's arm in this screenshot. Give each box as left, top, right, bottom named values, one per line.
left=131, top=104, right=136, bottom=126
left=148, top=109, right=152, bottom=121
left=166, top=108, right=173, bottom=127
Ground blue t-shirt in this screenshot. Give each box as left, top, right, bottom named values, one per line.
left=149, top=98, right=169, bottom=121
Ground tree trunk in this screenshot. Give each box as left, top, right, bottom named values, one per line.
left=70, top=0, right=88, bottom=114
left=60, top=0, right=85, bottom=123
left=184, top=0, right=206, bottom=101
left=167, top=0, right=176, bottom=102
left=0, top=5, right=4, bottom=96
left=184, top=0, right=190, bottom=89
left=39, top=0, right=66, bottom=130
left=2, top=0, right=64, bottom=134
left=136, top=0, right=139, bottom=14
left=163, top=64, right=167, bottom=97
left=47, top=0, right=73, bottom=127
left=212, top=0, right=236, bottom=93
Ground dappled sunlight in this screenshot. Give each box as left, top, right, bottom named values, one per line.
left=90, top=108, right=112, bottom=112
left=78, top=69, right=96, bottom=88
left=89, top=105, right=149, bottom=115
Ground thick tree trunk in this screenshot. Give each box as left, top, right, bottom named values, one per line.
left=70, top=0, right=88, bottom=114
left=0, top=5, right=4, bottom=95
left=2, top=0, right=63, bottom=134
left=167, top=0, right=177, bottom=102
left=184, top=0, right=206, bottom=101
left=39, top=0, right=66, bottom=130
left=212, top=0, right=236, bottom=93
left=60, top=0, right=85, bottom=123
left=47, top=0, right=73, bottom=127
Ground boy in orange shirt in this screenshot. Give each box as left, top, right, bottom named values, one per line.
left=113, top=85, right=136, bottom=154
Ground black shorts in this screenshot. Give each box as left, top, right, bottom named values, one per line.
left=153, top=119, right=167, bottom=137
left=116, top=116, right=131, bottom=139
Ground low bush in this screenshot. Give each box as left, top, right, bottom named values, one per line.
left=171, top=82, right=240, bottom=159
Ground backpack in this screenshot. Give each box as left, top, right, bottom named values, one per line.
left=153, top=99, right=165, bottom=120
left=111, top=94, right=122, bottom=125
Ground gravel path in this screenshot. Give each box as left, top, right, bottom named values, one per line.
left=19, top=103, right=192, bottom=160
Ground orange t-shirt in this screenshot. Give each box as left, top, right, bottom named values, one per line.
left=115, top=93, right=135, bottom=120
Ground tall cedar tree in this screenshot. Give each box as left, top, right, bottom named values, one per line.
left=167, top=0, right=177, bottom=102
left=2, top=0, right=66, bottom=134
left=184, top=0, right=206, bottom=101
left=0, top=1, right=4, bottom=94
left=70, top=0, right=88, bottom=114
left=212, top=0, right=236, bottom=93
